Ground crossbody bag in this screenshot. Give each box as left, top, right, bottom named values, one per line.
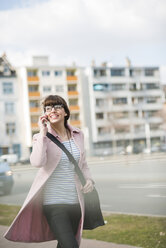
left=46, top=132, right=105, bottom=230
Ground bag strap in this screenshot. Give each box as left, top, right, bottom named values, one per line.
left=46, top=132, right=86, bottom=186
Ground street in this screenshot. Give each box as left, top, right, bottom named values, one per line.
left=0, top=153, right=166, bottom=216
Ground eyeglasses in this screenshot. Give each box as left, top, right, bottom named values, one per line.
left=45, top=105, right=63, bottom=113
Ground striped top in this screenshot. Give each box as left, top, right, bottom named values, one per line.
left=43, top=138, right=80, bottom=205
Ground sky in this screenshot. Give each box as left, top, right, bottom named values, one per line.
left=0, top=0, right=166, bottom=67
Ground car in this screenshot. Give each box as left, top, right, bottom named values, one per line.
left=0, top=159, right=14, bottom=195
left=0, top=154, right=18, bottom=165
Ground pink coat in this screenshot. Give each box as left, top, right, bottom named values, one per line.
left=4, top=125, right=92, bottom=246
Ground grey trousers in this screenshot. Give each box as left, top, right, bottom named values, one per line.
left=43, top=204, right=81, bottom=248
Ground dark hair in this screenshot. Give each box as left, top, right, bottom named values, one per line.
left=42, top=95, right=70, bottom=129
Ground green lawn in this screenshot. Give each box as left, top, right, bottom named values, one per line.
left=0, top=204, right=166, bottom=248
left=83, top=214, right=166, bottom=248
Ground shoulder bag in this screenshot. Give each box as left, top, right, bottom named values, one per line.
left=46, top=132, right=105, bottom=230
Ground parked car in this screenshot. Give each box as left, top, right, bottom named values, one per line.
left=0, top=154, right=18, bottom=165
left=0, top=159, right=14, bottom=195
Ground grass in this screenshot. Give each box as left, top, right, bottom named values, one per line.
left=0, top=204, right=166, bottom=248
left=83, top=214, right=166, bottom=248
left=0, top=204, right=21, bottom=226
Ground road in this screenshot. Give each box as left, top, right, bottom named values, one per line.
left=0, top=153, right=166, bottom=216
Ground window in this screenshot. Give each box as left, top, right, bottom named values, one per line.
left=113, top=98, right=127, bottom=105
left=93, top=84, right=109, bottom=91
left=145, top=69, right=155, bottom=76
left=4, top=66, right=10, bottom=75
left=30, top=101, right=39, bottom=108
left=94, top=141, right=112, bottom=149
left=55, top=70, right=62, bottom=76
left=5, top=102, right=14, bottom=114
left=3, top=82, right=13, bottom=94
left=133, top=111, right=139, bottom=117
left=150, top=124, right=159, bottom=130
left=115, top=125, right=130, bottom=133
left=43, top=86, right=51, bottom=92
left=13, top=144, right=21, bottom=158
left=130, top=84, right=137, bottom=91
left=55, top=85, right=64, bottom=92
left=96, top=113, right=104, bottom=119
left=146, top=97, right=157, bottom=103
left=4, top=66, right=9, bottom=73
left=111, top=69, right=125, bottom=76
left=94, top=69, right=98, bottom=77
left=69, top=99, right=78, bottom=106
left=67, top=70, right=75, bottom=76
left=145, top=83, right=159, bottom=90
left=68, top=84, right=77, bottom=91
left=98, top=127, right=110, bottom=135
left=42, top=71, right=50, bottom=76
left=6, top=123, right=16, bottom=135
left=96, top=98, right=105, bottom=107
left=70, top=113, right=79, bottom=120
left=138, top=97, right=144, bottom=103
left=100, top=70, right=106, bottom=76
left=27, top=70, right=37, bottom=76
left=93, top=69, right=106, bottom=77
left=129, top=69, right=133, bottom=77
left=31, top=116, right=39, bottom=123
left=111, top=84, right=126, bottom=91
left=132, top=69, right=142, bottom=77
left=143, top=110, right=158, bottom=118
left=29, top=85, right=39, bottom=92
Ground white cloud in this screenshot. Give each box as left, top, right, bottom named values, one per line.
left=0, top=0, right=166, bottom=66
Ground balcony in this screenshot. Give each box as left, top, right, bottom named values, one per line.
left=30, top=107, right=41, bottom=113
left=31, top=123, right=39, bottom=129
left=68, top=91, right=79, bottom=96
left=27, top=76, right=39, bottom=82
left=70, top=120, right=81, bottom=126
left=67, top=76, right=78, bottom=81
left=69, top=105, right=80, bottom=111
left=97, top=132, right=133, bottom=142
left=29, top=92, right=40, bottom=97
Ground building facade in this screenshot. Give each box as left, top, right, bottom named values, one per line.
left=21, top=56, right=86, bottom=149
left=1, top=54, right=165, bottom=158
left=0, top=54, right=29, bottom=159
left=85, top=61, right=165, bottom=156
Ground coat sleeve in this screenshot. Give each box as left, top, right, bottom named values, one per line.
left=30, top=133, right=48, bottom=168
left=80, top=131, right=94, bottom=183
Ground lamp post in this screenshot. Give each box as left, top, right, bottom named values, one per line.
left=145, top=121, right=151, bottom=153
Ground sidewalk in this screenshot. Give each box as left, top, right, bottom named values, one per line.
left=0, top=225, right=140, bottom=248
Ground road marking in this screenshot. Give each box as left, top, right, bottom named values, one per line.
left=101, top=204, right=112, bottom=208
left=89, top=157, right=166, bottom=165
left=119, top=184, right=166, bottom=189
left=147, top=195, right=166, bottom=198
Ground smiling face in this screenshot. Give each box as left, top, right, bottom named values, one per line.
left=43, top=95, right=70, bottom=128
left=45, top=105, right=67, bottom=124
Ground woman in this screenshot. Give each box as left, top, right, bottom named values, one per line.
left=4, top=95, right=94, bottom=248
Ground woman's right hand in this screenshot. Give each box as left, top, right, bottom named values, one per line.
left=38, top=114, right=48, bottom=136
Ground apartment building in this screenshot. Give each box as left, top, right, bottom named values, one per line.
left=85, top=60, right=165, bottom=156
left=0, top=54, right=29, bottom=159
left=1, top=55, right=164, bottom=158
left=22, top=56, right=85, bottom=147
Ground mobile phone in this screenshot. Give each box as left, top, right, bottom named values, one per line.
left=43, top=114, right=49, bottom=126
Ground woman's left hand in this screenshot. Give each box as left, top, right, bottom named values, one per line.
left=81, top=179, right=94, bottom=194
